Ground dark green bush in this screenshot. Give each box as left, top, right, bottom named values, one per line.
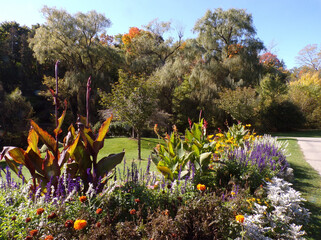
left=259, top=100, right=305, bottom=131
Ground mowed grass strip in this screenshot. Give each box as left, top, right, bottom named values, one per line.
left=278, top=137, right=321, bottom=240
left=2, top=137, right=160, bottom=182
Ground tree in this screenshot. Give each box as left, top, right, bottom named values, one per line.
left=0, top=87, right=33, bottom=147
left=216, top=87, right=258, bottom=123
left=0, top=21, right=42, bottom=93
left=29, top=6, right=121, bottom=121
left=193, top=8, right=264, bottom=88
left=99, top=71, right=157, bottom=160
left=120, top=20, right=184, bottom=76
left=296, top=44, right=321, bottom=71
left=288, top=71, right=321, bottom=127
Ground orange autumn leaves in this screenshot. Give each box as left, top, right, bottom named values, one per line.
left=122, top=27, right=141, bottom=46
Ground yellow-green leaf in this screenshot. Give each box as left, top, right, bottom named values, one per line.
left=30, top=120, right=57, bottom=155
left=157, top=165, right=173, bottom=180
left=96, top=114, right=112, bottom=142
left=27, top=128, right=39, bottom=154
left=53, top=100, right=67, bottom=136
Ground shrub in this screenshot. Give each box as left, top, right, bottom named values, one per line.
left=258, top=100, right=305, bottom=131
left=216, top=86, right=258, bottom=124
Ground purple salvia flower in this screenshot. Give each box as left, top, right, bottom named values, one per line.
left=123, top=156, right=126, bottom=176
left=126, top=167, right=130, bottom=182
left=118, top=168, right=123, bottom=182
left=45, top=179, right=52, bottom=202
left=146, top=157, right=151, bottom=175
left=191, top=163, right=195, bottom=181
left=178, top=165, right=182, bottom=181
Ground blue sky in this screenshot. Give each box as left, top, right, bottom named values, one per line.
left=1, top=0, right=321, bottom=69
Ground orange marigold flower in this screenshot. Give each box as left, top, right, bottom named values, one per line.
left=96, top=222, right=101, bottom=228
left=79, top=196, right=87, bottom=203
left=64, top=219, right=74, bottom=228
left=74, top=219, right=87, bottom=230
left=134, top=198, right=140, bottom=203
left=96, top=208, right=103, bottom=214
left=129, top=209, right=136, bottom=215
left=30, top=229, right=38, bottom=236
left=47, top=212, right=57, bottom=219
left=25, top=217, right=31, bottom=223
left=197, top=184, right=206, bottom=191
left=235, top=215, right=245, bottom=223
left=45, top=235, right=54, bottom=240
left=36, top=208, right=44, bottom=215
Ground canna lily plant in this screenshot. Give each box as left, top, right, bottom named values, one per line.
left=0, top=61, right=72, bottom=192
left=0, top=61, right=125, bottom=194
left=65, top=77, right=125, bottom=192
left=151, top=119, right=215, bottom=181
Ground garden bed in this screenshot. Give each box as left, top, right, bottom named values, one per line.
left=0, top=122, right=310, bottom=239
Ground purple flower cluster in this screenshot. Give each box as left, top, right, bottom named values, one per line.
left=229, top=141, right=288, bottom=173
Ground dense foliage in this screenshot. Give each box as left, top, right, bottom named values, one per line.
left=0, top=121, right=309, bottom=239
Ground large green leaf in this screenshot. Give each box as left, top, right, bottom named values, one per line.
left=30, top=120, right=57, bottom=155
left=200, top=152, right=212, bottom=171
left=96, top=151, right=125, bottom=178
left=73, top=142, right=91, bottom=178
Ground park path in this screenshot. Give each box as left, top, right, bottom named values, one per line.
left=295, top=137, right=321, bottom=176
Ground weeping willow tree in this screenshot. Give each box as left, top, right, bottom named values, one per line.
left=152, top=8, right=264, bottom=129
left=29, top=6, right=121, bottom=121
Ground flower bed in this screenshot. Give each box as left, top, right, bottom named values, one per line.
left=0, top=121, right=310, bottom=239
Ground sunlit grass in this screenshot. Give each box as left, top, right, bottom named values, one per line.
left=2, top=137, right=160, bottom=182
left=278, top=137, right=321, bottom=240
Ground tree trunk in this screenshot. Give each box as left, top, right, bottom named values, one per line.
left=137, top=131, right=141, bottom=160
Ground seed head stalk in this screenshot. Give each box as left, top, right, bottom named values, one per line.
left=55, top=60, right=60, bottom=158
left=86, top=76, right=91, bottom=127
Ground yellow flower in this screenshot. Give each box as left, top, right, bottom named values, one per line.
left=216, top=133, right=224, bottom=138
left=197, top=184, right=206, bottom=191
left=207, top=135, right=214, bottom=141
left=74, top=219, right=87, bottom=230
left=246, top=124, right=251, bottom=127
left=235, top=215, right=245, bottom=223
left=231, top=191, right=235, bottom=196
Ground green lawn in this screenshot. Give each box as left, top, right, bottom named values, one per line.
left=277, top=137, right=321, bottom=240
left=1, top=137, right=160, bottom=182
